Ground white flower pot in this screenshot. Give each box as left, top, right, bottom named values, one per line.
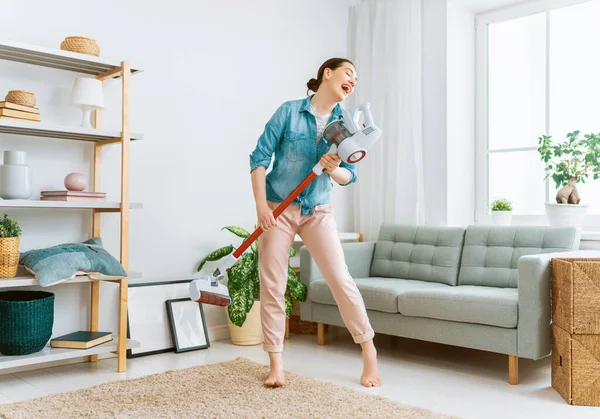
left=545, top=203, right=588, bottom=227
left=491, top=210, right=512, bottom=225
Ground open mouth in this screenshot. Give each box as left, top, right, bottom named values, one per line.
left=341, top=84, right=351, bottom=94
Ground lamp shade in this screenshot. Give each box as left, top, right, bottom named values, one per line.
left=70, top=77, right=104, bottom=109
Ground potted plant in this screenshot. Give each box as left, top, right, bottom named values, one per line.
left=197, top=226, right=306, bottom=345
left=538, top=131, right=600, bottom=226
left=0, top=214, right=22, bottom=278
left=490, top=198, right=512, bottom=225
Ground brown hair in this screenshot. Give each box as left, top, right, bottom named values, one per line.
left=306, top=58, right=354, bottom=95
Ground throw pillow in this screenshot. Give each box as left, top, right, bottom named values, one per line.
left=19, top=237, right=127, bottom=286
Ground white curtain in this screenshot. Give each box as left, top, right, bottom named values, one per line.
left=347, top=0, right=425, bottom=241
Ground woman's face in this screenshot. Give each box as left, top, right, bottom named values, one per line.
left=323, top=62, right=358, bottom=101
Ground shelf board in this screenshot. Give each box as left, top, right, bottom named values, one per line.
left=0, top=200, right=142, bottom=210
left=0, top=271, right=142, bottom=289
left=0, top=119, right=143, bottom=143
left=0, top=339, right=140, bottom=370
left=0, top=39, right=142, bottom=77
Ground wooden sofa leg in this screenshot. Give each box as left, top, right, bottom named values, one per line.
left=508, top=355, right=518, bottom=385
left=317, top=323, right=326, bottom=345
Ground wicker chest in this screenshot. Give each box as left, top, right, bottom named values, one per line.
left=551, top=258, right=600, bottom=406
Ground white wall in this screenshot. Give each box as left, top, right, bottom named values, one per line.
left=421, top=0, right=476, bottom=227
left=447, top=1, right=475, bottom=226
left=0, top=0, right=360, bottom=350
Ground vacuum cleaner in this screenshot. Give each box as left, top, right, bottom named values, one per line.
left=189, top=102, right=382, bottom=307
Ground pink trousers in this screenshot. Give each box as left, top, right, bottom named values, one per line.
left=258, top=201, right=375, bottom=352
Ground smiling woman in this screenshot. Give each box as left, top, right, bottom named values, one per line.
left=247, top=56, right=382, bottom=389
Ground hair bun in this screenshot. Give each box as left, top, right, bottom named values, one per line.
left=306, top=78, right=319, bottom=92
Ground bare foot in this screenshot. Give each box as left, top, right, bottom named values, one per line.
left=264, top=352, right=285, bottom=388
left=360, top=340, right=382, bottom=387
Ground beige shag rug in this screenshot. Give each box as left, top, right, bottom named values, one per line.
left=0, top=357, right=458, bottom=419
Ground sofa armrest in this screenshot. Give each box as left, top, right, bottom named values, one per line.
left=298, top=241, right=376, bottom=322
left=517, top=250, right=600, bottom=359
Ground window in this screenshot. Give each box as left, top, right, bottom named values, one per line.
left=478, top=0, right=600, bottom=222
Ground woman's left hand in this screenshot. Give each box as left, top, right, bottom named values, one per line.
left=320, top=154, right=341, bottom=174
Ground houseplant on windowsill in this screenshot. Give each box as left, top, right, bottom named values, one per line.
left=490, top=198, right=512, bottom=225
left=0, top=214, right=22, bottom=278
left=197, top=226, right=306, bottom=345
left=538, top=130, right=600, bottom=226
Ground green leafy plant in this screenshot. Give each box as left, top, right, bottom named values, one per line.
left=0, top=214, right=21, bottom=238
left=490, top=198, right=512, bottom=212
left=538, top=131, right=600, bottom=204
left=197, top=226, right=306, bottom=327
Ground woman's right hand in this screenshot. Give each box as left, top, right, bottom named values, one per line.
left=257, top=202, right=277, bottom=231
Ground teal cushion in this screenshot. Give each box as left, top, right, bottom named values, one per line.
left=398, top=285, right=518, bottom=328
left=370, top=224, right=466, bottom=286
left=19, top=237, right=127, bottom=287
left=308, top=277, right=450, bottom=313
left=458, top=226, right=579, bottom=288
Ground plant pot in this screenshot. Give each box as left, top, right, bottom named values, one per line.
left=491, top=210, right=512, bottom=226
left=545, top=203, right=588, bottom=227
left=0, top=237, right=20, bottom=278
left=226, top=300, right=262, bottom=346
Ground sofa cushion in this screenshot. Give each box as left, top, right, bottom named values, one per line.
left=308, top=277, right=449, bottom=314
left=398, top=285, right=518, bottom=328
left=370, top=224, right=465, bottom=286
left=458, top=226, right=579, bottom=288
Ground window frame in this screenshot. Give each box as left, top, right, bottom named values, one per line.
left=474, top=0, right=600, bottom=228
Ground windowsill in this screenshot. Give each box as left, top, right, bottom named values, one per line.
left=581, top=231, right=600, bottom=241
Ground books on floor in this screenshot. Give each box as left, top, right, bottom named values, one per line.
left=0, top=101, right=40, bottom=122
left=50, top=331, right=113, bottom=349
left=40, top=190, right=107, bottom=202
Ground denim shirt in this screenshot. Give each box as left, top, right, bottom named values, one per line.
left=249, top=95, right=357, bottom=216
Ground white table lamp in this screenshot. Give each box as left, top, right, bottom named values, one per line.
left=70, top=77, right=104, bottom=129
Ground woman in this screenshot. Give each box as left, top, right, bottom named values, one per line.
left=249, top=58, right=381, bottom=388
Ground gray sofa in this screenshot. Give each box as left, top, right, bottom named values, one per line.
left=299, top=224, right=587, bottom=384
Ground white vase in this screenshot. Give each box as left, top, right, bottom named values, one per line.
left=491, top=210, right=512, bottom=225
left=226, top=301, right=263, bottom=346
left=0, top=151, right=32, bottom=200
left=545, top=203, right=588, bottom=227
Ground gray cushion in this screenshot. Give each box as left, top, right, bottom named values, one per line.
left=370, top=224, right=465, bottom=286
left=458, top=226, right=579, bottom=288
left=308, top=277, right=449, bottom=313
left=398, top=285, right=518, bottom=328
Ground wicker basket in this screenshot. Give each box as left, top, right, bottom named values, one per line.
left=0, top=237, right=20, bottom=279
left=551, top=258, right=600, bottom=334
left=60, top=36, right=100, bottom=56
left=552, top=324, right=600, bottom=406
left=5, top=90, right=36, bottom=107
left=0, top=290, right=55, bottom=355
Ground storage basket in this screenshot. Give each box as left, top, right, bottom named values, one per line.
left=552, top=324, right=600, bottom=406
left=0, top=290, right=55, bottom=355
left=0, top=237, right=20, bottom=279
left=60, top=36, right=100, bottom=56
left=551, top=258, right=600, bottom=334
left=5, top=90, right=36, bottom=107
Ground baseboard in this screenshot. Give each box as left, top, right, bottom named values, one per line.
left=208, top=324, right=231, bottom=342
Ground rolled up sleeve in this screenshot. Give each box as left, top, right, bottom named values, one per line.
left=249, top=103, right=288, bottom=172
left=339, top=161, right=357, bottom=186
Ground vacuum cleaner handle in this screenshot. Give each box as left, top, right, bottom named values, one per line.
left=311, top=144, right=338, bottom=175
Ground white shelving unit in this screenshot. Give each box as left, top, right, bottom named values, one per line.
left=0, top=39, right=142, bottom=373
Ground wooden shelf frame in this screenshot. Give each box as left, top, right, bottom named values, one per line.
left=0, top=40, right=141, bottom=374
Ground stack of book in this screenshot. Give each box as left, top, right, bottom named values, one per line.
left=40, top=190, right=107, bottom=202
left=0, top=101, right=40, bottom=122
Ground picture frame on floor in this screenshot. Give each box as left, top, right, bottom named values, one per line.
left=166, top=298, right=210, bottom=353
left=126, top=279, right=193, bottom=358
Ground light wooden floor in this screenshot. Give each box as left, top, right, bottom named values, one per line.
left=0, top=331, right=596, bottom=419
